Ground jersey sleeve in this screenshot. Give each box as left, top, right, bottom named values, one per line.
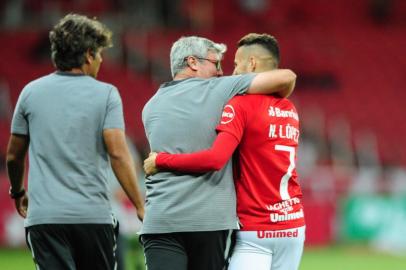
left=214, top=73, right=256, bottom=100
left=156, top=131, right=239, bottom=173
left=103, top=87, right=125, bottom=130
left=216, top=96, right=248, bottom=142
left=11, top=88, right=29, bottom=135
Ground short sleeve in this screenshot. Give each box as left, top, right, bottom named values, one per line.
left=103, top=87, right=125, bottom=130
left=216, top=96, right=247, bottom=142
left=11, top=89, right=29, bottom=135
left=214, top=73, right=256, bottom=100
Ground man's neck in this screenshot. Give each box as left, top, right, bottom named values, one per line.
left=66, top=68, right=86, bottom=75
left=174, top=73, right=194, bottom=81
left=174, top=68, right=200, bottom=81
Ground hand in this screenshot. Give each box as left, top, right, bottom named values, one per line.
left=144, top=152, right=159, bottom=176
left=136, top=207, right=145, bottom=221
left=15, top=194, right=28, bottom=218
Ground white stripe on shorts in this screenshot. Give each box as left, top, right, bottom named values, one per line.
left=27, top=231, right=41, bottom=270
left=224, top=229, right=234, bottom=260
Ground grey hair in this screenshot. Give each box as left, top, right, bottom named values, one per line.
left=170, top=36, right=227, bottom=78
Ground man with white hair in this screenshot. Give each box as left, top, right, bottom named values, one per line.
left=140, top=36, right=296, bottom=270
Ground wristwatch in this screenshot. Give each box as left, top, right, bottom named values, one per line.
left=9, top=187, right=26, bottom=199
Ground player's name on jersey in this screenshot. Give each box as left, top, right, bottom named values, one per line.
left=270, top=209, right=304, bottom=223
left=268, top=106, right=299, bottom=121
left=268, top=123, right=299, bottom=142
left=257, top=229, right=299, bottom=239
left=265, top=198, right=301, bottom=211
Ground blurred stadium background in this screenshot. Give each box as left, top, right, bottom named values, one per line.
left=0, top=0, right=405, bottom=269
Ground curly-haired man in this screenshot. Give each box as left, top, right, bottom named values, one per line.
left=6, top=14, right=144, bottom=270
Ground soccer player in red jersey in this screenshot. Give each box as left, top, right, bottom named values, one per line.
left=144, top=33, right=305, bottom=270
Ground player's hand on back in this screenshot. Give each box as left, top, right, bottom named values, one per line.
left=144, top=152, right=159, bottom=176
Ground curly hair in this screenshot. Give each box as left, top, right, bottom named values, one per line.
left=237, top=33, right=280, bottom=67
left=49, top=13, right=113, bottom=71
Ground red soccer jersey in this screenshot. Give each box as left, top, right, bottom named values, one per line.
left=217, top=95, right=305, bottom=231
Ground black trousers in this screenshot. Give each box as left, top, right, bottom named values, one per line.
left=26, top=223, right=118, bottom=270
left=141, top=230, right=233, bottom=270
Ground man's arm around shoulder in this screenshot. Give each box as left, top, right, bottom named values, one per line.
left=103, top=129, right=145, bottom=221
left=247, top=69, right=296, bottom=98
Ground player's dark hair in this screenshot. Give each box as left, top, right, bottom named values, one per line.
left=49, top=13, right=112, bottom=71
left=238, top=33, right=280, bottom=67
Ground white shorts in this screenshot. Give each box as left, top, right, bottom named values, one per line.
left=229, top=226, right=305, bottom=270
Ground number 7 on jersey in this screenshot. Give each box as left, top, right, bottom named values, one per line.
left=275, top=145, right=295, bottom=200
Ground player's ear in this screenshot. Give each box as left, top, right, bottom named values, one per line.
left=186, top=56, right=199, bottom=71
left=248, top=56, right=256, bottom=72
left=84, top=50, right=93, bottom=65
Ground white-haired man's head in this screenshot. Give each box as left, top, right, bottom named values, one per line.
left=170, top=36, right=226, bottom=78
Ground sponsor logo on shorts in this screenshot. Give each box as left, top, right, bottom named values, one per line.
left=257, top=229, right=299, bottom=239
left=221, top=105, right=235, bottom=124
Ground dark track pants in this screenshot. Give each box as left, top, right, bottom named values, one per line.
left=26, top=223, right=118, bottom=270
left=141, top=230, right=233, bottom=270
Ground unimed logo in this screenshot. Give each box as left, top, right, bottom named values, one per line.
left=257, top=229, right=299, bottom=238
left=221, top=105, right=235, bottom=124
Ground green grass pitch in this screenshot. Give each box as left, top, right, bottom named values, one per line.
left=1, top=245, right=405, bottom=270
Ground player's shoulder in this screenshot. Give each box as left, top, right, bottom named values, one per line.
left=229, top=94, right=246, bottom=102
left=237, top=95, right=298, bottom=113
left=226, top=95, right=262, bottom=116
left=271, top=96, right=297, bottom=109
left=19, top=73, right=56, bottom=99
left=227, top=95, right=248, bottom=109
left=24, top=72, right=55, bottom=88
left=90, top=77, right=116, bottom=90
left=86, top=78, right=120, bottom=100
left=229, top=94, right=268, bottom=105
